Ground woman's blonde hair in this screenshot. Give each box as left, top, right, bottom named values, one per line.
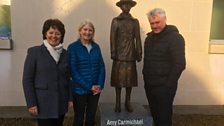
left=78, top=20, right=95, bottom=40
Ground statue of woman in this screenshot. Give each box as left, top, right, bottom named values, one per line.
left=110, top=0, right=142, bottom=113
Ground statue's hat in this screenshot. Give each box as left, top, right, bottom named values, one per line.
left=116, top=0, right=136, bottom=7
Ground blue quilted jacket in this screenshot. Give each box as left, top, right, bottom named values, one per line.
left=67, top=40, right=105, bottom=95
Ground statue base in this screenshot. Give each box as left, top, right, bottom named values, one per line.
left=99, top=103, right=153, bottom=126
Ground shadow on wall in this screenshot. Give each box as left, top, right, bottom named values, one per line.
left=10, top=0, right=221, bottom=106
left=53, top=0, right=148, bottom=104
left=175, top=65, right=222, bottom=105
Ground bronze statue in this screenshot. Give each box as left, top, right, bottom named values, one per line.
left=110, top=0, right=142, bottom=112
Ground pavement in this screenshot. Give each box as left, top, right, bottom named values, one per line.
left=1, top=105, right=224, bottom=118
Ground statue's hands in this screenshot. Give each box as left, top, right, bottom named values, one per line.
left=137, top=57, right=142, bottom=62
left=136, top=54, right=142, bottom=62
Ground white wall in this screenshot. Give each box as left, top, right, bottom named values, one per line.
left=0, top=0, right=222, bottom=106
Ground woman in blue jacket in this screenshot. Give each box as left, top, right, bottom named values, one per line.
left=68, top=20, right=105, bottom=126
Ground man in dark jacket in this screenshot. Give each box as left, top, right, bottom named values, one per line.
left=143, top=8, right=186, bottom=126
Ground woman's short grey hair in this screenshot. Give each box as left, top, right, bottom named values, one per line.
left=147, top=8, right=166, bottom=19
left=78, top=20, right=95, bottom=40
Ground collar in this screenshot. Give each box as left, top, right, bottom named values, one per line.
left=117, top=13, right=134, bottom=19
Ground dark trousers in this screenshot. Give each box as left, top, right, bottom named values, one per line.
left=73, top=93, right=100, bottom=126
left=144, top=85, right=176, bottom=126
left=37, top=115, right=64, bottom=126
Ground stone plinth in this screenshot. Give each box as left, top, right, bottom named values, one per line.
left=99, top=103, right=153, bottom=126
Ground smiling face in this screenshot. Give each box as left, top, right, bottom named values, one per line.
left=42, top=19, right=65, bottom=44
left=148, top=13, right=166, bottom=34
left=45, top=27, right=62, bottom=47
left=79, top=24, right=94, bottom=43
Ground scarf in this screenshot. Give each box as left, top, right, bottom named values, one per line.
left=43, top=40, right=63, bottom=63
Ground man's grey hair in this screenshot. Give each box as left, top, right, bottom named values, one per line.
left=147, top=8, right=166, bottom=19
